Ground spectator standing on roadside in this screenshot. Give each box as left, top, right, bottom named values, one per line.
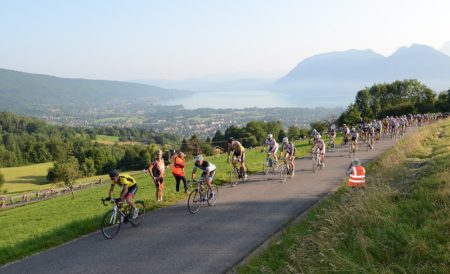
left=346, top=159, right=366, bottom=188
left=172, top=151, right=188, bottom=193
left=148, top=150, right=165, bottom=202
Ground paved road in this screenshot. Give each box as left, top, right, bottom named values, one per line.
left=0, top=132, right=412, bottom=274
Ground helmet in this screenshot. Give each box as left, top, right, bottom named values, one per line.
left=109, top=170, right=119, bottom=178
left=351, top=128, right=356, bottom=132
left=267, top=134, right=273, bottom=139
left=282, top=137, right=288, bottom=143
left=352, top=159, right=360, bottom=166
left=228, top=137, right=234, bottom=143
left=195, top=155, right=203, bottom=162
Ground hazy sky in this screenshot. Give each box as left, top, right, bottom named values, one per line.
left=1, top=0, right=449, bottom=81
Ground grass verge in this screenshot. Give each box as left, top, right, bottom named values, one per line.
left=239, top=120, right=450, bottom=273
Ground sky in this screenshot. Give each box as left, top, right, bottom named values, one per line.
left=1, top=0, right=450, bottom=81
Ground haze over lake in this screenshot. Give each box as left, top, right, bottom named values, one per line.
left=164, top=90, right=353, bottom=109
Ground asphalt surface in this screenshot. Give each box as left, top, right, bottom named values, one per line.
left=0, top=131, right=413, bottom=274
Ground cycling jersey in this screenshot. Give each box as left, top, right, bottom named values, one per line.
left=193, top=160, right=216, bottom=178
left=264, top=138, right=279, bottom=152
left=313, top=139, right=326, bottom=151
left=281, top=142, right=295, bottom=155
left=111, top=174, right=137, bottom=187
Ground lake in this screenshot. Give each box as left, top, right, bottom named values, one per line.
left=164, top=90, right=353, bottom=109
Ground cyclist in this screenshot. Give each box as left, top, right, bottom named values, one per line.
left=262, top=133, right=279, bottom=163
left=343, top=124, right=350, bottom=145
left=328, top=127, right=337, bottom=148
left=107, top=170, right=139, bottom=218
left=192, top=155, right=217, bottom=198
left=279, top=137, right=296, bottom=176
left=227, top=137, right=247, bottom=180
left=311, top=134, right=326, bottom=167
left=350, top=127, right=359, bottom=150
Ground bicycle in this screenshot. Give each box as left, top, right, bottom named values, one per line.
left=100, top=198, right=145, bottom=239
left=187, top=178, right=218, bottom=214
left=367, top=134, right=374, bottom=151
left=262, top=153, right=278, bottom=175
left=279, top=157, right=294, bottom=183
left=349, top=139, right=357, bottom=159
left=311, top=151, right=323, bottom=173
left=328, top=136, right=335, bottom=152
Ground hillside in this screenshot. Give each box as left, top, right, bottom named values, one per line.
left=0, top=68, right=191, bottom=114
left=274, top=44, right=450, bottom=94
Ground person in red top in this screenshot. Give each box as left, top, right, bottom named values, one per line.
left=171, top=151, right=188, bottom=193
left=148, top=150, right=165, bottom=202
left=346, top=159, right=366, bottom=188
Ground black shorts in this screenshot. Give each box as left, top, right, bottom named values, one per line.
left=126, top=184, right=138, bottom=196
left=233, top=151, right=245, bottom=162
left=201, top=170, right=216, bottom=179
left=351, top=137, right=357, bottom=141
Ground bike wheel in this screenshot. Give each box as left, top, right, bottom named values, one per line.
left=129, top=200, right=145, bottom=227
left=229, top=169, right=240, bottom=187
left=312, top=158, right=316, bottom=173
left=101, top=210, right=121, bottom=239
left=263, top=161, right=269, bottom=175
left=188, top=189, right=201, bottom=214
left=207, top=185, right=218, bottom=206
left=280, top=165, right=288, bottom=183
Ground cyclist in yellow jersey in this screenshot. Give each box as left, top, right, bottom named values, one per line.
left=107, top=170, right=138, bottom=217
left=227, top=137, right=247, bottom=180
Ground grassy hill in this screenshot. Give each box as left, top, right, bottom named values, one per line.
left=0, top=68, right=190, bottom=114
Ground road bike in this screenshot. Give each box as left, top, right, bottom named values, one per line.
left=262, top=153, right=278, bottom=175
left=367, top=134, right=374, bottom=151
left=279, top=157, right=294, bottom=183
left=311, top=151, right=323, bottom=173
left=328, top=136, right=335, bottom=152
left=229, top=157, right=246, bottom=187
left=349, top=139, right=358, bottom=159
left=187, top=178, right=218, bottom=214
left=100, top=197, right=145, bottom=239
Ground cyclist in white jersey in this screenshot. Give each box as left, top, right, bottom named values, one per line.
left=262, top=134, right=279, bottom=163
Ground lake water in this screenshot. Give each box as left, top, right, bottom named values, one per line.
left=164, top=90, right=353, bottom=109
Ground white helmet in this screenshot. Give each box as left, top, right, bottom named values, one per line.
left=194, top=155, right=203, bottom=162
left=267, top=134, right=273, bottom=139
left=282, top=137, right=288, bottom=143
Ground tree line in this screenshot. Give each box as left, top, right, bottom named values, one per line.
left=338, top=79, right=450, bottom=125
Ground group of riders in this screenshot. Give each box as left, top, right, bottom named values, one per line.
left=105, top=113, right=442, bottom=215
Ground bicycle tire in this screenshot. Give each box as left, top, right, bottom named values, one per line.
left=129, top=200, right=145, bottom=227
left=280, top=165, right=288, bottom=183
left=263, top=161, right=269, bottom=175
left=101, top=210, right=121, bottom=239
left=312, top=156, right=316, bottom=173
left=229, top=169, right=240, bottom=187
left=207, top=185, right=218, bottom=206
left=188, top=189, right=201, bottom=214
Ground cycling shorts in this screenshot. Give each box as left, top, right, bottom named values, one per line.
left=351, top=136, right=357, bottom=141
left=201, top=170, right=216, bottom=180
left=126, top=184, right=138, bottom=196
left=233, top=151, right=245, bottom=162
left=268, top=146, right=278, bottom=153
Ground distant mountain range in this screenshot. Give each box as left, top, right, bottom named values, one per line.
left=273, top=44, right=450, bottom=94
left=0, top=68, right=190, bottom=114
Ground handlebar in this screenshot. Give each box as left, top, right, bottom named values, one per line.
left=101, top=197, right=120, bottom=206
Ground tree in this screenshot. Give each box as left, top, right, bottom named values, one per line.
left=0, top=170, right=4, bottom=192
left=338, top=104, right=361, bottom=127
left=309, top=121, right=327, bottom=134
left=287, top=126, right=301, bottom=141
left=278, top=129, right=287, bottom=142
left=47, top=157, right=81, bottom=199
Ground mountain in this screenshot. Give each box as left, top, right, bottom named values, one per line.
left=442, top=41, right=450, bottom=56
left=0, top=68, right=191, bottom=114
left=274, top=44, right=450, bottom=94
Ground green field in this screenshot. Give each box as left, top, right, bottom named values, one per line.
left=0, top=162, right=54, bottom=195
left=239, top=120, right=450, bottom=273
left=95, top=134, right=120, bottom=142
